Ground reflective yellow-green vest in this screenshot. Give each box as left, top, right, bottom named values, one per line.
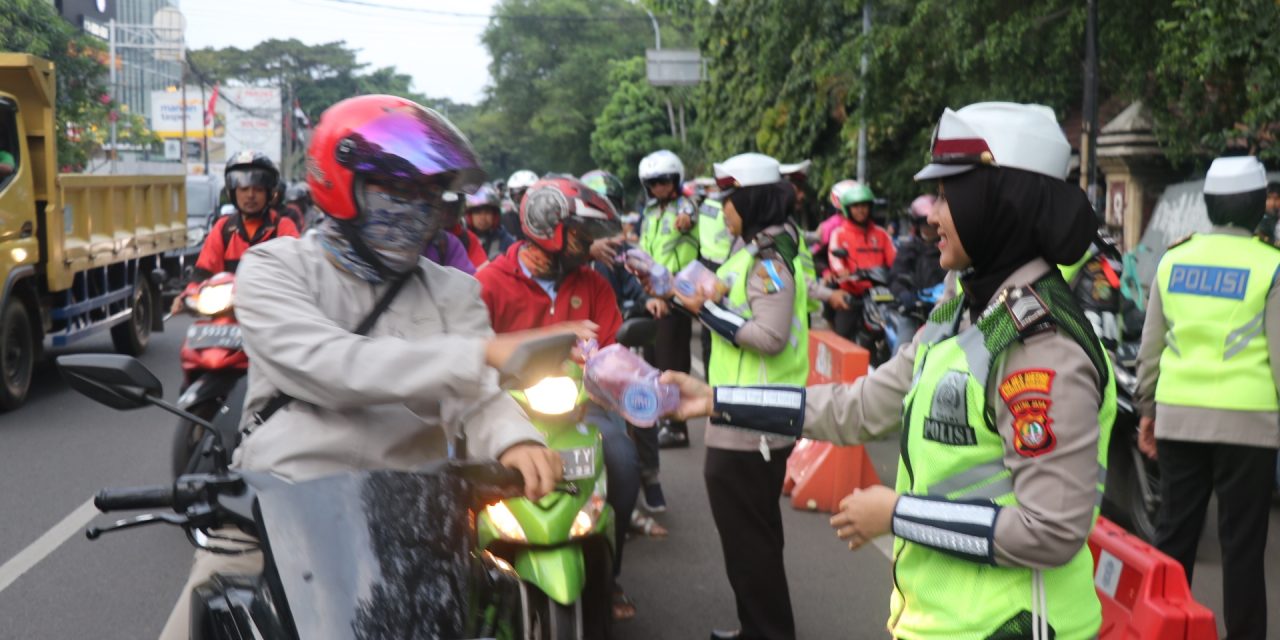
left=698, top=198, right=733, bottom=264
left=640, top=197, right=699, bottom=272
left=1155, top=233, right=1280, bottom=412
left=707, top=243, right=809, bottom=386
left=891, top=275, right=1115, bottom=640
left=797, top=241, right=822, bottom=314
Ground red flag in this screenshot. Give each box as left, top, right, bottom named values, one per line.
left=205, top=84, right=219, bottom=126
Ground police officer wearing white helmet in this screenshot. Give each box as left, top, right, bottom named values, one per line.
left=1135, top=155, right=1279, bottom=640
left=638, top=150, right=700, bottom=454
left=663, top=102, right=1116, bottom=639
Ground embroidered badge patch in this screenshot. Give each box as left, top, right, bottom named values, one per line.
left=999, top=369, right=1055, bottom=403
left=570, top=295, right=583, bottom=310
left=1010, top=398, right=1055, bottom=457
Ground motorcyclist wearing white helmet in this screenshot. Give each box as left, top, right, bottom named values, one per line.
left=503, top=169, right=538, bottom=241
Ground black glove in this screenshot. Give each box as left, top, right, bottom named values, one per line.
left=896, top=290, right=917, bottom=310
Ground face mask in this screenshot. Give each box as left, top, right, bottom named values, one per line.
left=357, top=188, right=442, bottom=274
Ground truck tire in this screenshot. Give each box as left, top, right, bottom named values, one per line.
left=0, top=297, right=34, bottom=411
left=111, top=282, right=153, bottom=356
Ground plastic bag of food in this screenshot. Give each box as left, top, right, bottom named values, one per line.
left=674, top=261, right=727, bottom=298
left=621, top=248, right=673, bottom=297
left=583, top=344, right=679, bottom=427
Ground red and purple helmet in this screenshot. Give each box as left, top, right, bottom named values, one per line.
left=306, top=94, right=486, bottom=220
left=909, top=194, right=937, bottom=221
left=520, top=176, right=619, bottom=253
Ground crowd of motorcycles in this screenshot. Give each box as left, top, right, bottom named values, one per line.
left=59, top=187, right=1174, bottom=640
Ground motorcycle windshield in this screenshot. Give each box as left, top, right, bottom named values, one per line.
left=256, top=470, right=476, bottom=640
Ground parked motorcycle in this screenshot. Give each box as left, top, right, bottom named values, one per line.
left=1100, top=341, right=1161, bottom=542
left=59, top=331, right=581, bottom=640
left=882, top=281, right=946, bottom=354
left=173, top=272, right=247, bottom=478
left=477, top=317, right=657, bottom=640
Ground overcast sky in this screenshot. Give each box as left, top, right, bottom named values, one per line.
left=183, top=0, right=499, bottom=104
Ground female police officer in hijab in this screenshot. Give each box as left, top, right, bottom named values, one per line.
left=663, top=103, right=1115, bottom=640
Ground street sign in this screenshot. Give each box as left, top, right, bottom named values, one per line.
left=152, top=7, right=185, bottom=42
left=646, top=49, right=705, bottom=86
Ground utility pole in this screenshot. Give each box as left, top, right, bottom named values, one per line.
left=109, top=19, right=117, bottom=174
left=856, top=3, right=871, bottom=183
left=646, top=9, right=679, bottom=140
left=1081, top=0, right=1101, bottom=216
left=180, top=75, right=189, bottom=174
left=200, top=79, right=209, bottom=174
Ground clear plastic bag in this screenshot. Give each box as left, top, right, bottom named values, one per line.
left=621, top=248, right=673, bottom=297
left=674, top=261, right=727, bottom=298
left=583, top=344, right=679, bottom=427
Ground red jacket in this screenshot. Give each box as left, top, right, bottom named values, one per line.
left=196, top=211, right=300, bottom=277
left=477, top=242, right=622, bottom=346
left=452, top=224, right=489, bottom=269
left=826, top=219, right=896, bottom=295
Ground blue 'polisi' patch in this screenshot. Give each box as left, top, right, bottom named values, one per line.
left=1168, top=264, right=1250, bottom=300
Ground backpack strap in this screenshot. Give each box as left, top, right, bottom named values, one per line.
left=250, top=269, right=417, bottom=427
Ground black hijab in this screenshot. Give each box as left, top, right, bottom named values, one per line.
left=729, top=180, right=796, bottom=244
left=942, top=166, right=1096, bottom=312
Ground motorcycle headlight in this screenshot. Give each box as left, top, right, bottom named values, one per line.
left=193, top=282, right=235, bottom=316
left=483, top=501, right=527, bottom=542
left=523, top=376, right=578, bottom=416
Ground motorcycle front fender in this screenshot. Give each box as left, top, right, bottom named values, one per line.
left=512, top=545, right=586, bottom=606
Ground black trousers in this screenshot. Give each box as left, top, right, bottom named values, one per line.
left=705, top=446, right=796, bottom=640
left=1154, top=439, right=1277, bottom=640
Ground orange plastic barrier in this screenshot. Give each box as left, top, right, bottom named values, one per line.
left=1090, top=517, right=1218, bottom=640
left=784, top=331, right=881, bottom=512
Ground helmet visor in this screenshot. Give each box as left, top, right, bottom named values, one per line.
left=227, top=168, right=276, bottom=190
left=340, top=108, right=486, bottom=194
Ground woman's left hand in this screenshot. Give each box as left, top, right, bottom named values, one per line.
left=675, top=212, right=694, bottom=232
left=830, top=485, right=900, bottom=551
left=673, top=288, right=707, bottom=314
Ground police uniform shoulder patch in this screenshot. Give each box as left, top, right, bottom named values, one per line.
left=1009, top=397, right=1056, bottom=457
left=700, top=201, right=722, bottom=217
left=1003, top=286, right=1051, bottom=334
left=754, top=259, right=787, bottom=294
left=1167, top=233, right=1195, bottom=249
left=999, top=369, right=1055, bottom=402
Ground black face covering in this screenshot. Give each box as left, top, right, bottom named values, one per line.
left=728, top=180, right=797, bottom=243
left=942, top=167, right=1096, bottom=312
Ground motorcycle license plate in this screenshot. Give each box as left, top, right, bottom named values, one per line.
left=186, top=324, right=242, bottom=350
left=871, top=287, right=894, bottom=303
left=560, top=446, right=596, bottom=481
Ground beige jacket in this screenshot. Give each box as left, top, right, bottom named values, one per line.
left=1135, top=226, right=1280, bottom=449
left=802, top=259, right=1107, bottom=568
left=230, top=233, right=543, bottom=482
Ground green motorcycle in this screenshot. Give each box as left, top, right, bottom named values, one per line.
left=476, top=366, right=616, bottom=640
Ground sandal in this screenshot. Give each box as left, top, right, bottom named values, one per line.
left=612, top=584, right=637, bottom=622
left=629, top=511, right=669, bottom=538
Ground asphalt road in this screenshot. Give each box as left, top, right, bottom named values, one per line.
left=0, top=320, right=1274, bottom=639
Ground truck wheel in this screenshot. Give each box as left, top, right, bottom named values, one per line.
left=111, top=283, right=153, bottom=356
left=0, top=297, right=34, bottom=411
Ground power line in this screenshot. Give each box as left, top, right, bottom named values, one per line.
left=303, top=0, right=654, bottom=22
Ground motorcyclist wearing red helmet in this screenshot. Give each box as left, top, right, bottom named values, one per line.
left=171, top=151, right=300, bottom=313
left=475, top=176, right=643, bottom=621
left=157, top=95, right=571, bottom=640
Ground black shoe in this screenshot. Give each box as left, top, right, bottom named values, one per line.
left=657, top=424, right=689, bottom=448
left=709, top=630, right=742, bottom=640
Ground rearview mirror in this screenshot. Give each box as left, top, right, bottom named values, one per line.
left=499, top=332, right=578, bottom=389
left=616, top=318, right=657, bottom=349
left=56, top=354, right=164, bottom=410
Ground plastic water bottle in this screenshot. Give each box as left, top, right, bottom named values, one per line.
left=622, top=248, right=673, bottom=297
left=584, top=344, right=680, bottom=427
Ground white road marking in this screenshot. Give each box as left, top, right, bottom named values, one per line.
left=0, top=498, right=98, bottom=594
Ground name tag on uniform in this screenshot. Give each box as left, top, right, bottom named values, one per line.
left=1168, top=264, right=1249, bottom=300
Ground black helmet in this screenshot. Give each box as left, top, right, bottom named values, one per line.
left=580, top=169, right=626, bottom=213
left=224, top=150, right=280, bottom=196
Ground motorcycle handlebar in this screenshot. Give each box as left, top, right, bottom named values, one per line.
left=94, top=484, right=175, bottom=513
